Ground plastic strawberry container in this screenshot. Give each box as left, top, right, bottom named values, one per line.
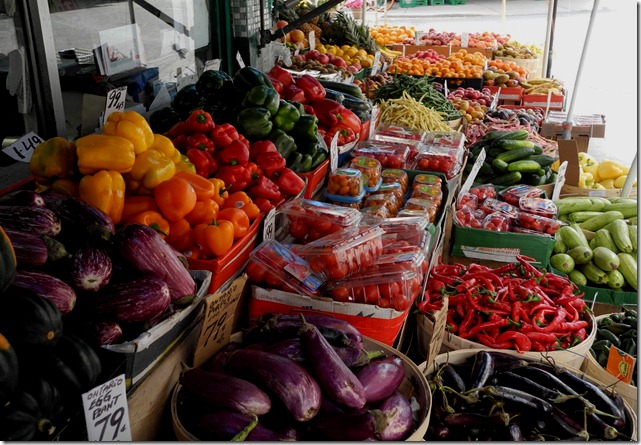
left=519, top=197, right=558, bottom=218
left=350, top=156, right=383, bottom=191
left=516, top=212, right=562, bottom=235
left=326, top=168, right=366, bottom=197
left=296, top=225, right=385, bottom=281
left=381, top=169, right=409, bottom=194
left=279, top=198, right=363, bottom=244
left=499, top=184, right=547, bottom=206
left=352, top=141, right=411, bottom=169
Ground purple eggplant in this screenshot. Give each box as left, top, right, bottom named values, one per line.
left=95, top=275, right=170, bottom=322
left=11, top=269, right=76, bottom=315
left=357, top=356, right=405, bottom=403
left=113, top=224, right=196, bottom=302
left=69, top=246, right=112, bottom=292
left=4, top=229, right=49, bottom=268
left=298, top=316, right=366, bottom=410
left=377, top=390, right=414, bottom=441
left=196, top=410, right=297, bottom=441
left=180, top=368, right=271, bottom=416
left=311, top=410, right=387, bottom=440
left=202, top=341, right=244, bottom=373
left=266, top=338, right=375, bottom=367
left=43, top=194, right=115, bottom=242
left=265, top=338, right=306, bottom=362
left=0, top=205, right=61, bottom=237
left=0, top=189, right=46, bottom=207
left=225, top=349, right=321, bottom=422
left=92, top=319, right=123, bottom=345
left=256, top=313, right=363, bottom=347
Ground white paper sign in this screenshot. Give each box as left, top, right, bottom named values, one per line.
left=1, top=132, right=44, bottom=162
left=330, top=132, right=340, bottom=171
left=461, top=32, right=469, bottom=48
left=371, top=51, right=381, bottom=76
left=308, top=31, right=316, bottom=51
left=263, top=208, right=276, bottom=242
left=103, top=86, right=127, bottom=124
left=82, top=374, right=131, bottom=441
left=458, top=148, right=487, bottom=199
left=551, top=160, right=568, bottom=201
left=236, top=51, right=245, bottom=68
left=204, top=59, right=221, bottom=71
left=369, top=106, right=379, bottom=139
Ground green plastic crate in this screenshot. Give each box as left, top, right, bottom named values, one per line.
left=400, top=0, right=416, bottom=7
left=445, top=0, right=466, bottom=4
left=428, top=0, right=445, bottom=5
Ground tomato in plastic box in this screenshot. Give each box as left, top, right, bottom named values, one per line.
left=499, top=184, right=546, bottom=207
left=468, top=184, right=496, bottom=203
left=457, top=192, right=478, bottom=210
left=482, top=211, right=512, bottom=232
left=516, top=212, right=562, bottom=235
left=480, top=198, right=520, bottom=218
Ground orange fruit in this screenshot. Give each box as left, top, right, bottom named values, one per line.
left=290, top=29, right=305, bottom=43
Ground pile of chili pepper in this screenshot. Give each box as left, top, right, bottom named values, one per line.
left=417, top=256, right=590, bottom=353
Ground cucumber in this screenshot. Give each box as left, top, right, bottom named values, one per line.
left=324, top=89, right=345, bottom=104
left=579, top=210, right=625, bottom=232
left=617, top=252, right=638, bottom=290
left=487, top=147, right=505, bottom=158
left=491, top=171, right=522, bottom=186
left=317, top=80, right=363, bottom=99
left=479, top=162, right=494, bottom=176
left=492, top=158, right=509, bottom=172
left=495, top=139, right=536, bottom=150
left=506, top=160, right=542, bottom=173
left=603, top=201, right=637, bottom=218
left=532, top=145, right=544, bottom=155
left=342, top=95, right=372, bottom=115
left=495, top=147, right=536, bottom=163
left=484, top=129, right=529, bottom=141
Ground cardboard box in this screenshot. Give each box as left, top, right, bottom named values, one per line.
left=541, top=113, right=606, bottom=139
left=101, top=270, right=212, bottom=388
left=522, top=93, right=565, bottom=110
left=249, top=286, right=412, bottom=346
left=486, top=85, right=524, bottom=102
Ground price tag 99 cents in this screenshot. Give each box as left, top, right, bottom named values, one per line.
left=461, top=32, right=469, bottom=48
left=1, top=132, right=44, bottom=162
left=263, top=208, right=276, bottom=241
left=330, top=132, right=340, bottom=172
left=82, top=374, right=131, bottom=441
left=103, top=86, right=127, bottom=124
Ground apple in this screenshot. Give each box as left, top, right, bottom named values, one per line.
left=316, top=54, right=330, bottom=64
left=305, top=50, right=320, bottom=60
left=332, top=57, right=347, bottom=68
left=347, top=65, right=359, bottom=74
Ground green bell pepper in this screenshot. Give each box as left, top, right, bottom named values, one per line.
left=196, top=70, right=233, bottom=99
left=237, top=107, right=273, bottom=140
left=233, top=66, right=273, bottom=94
left=243, top=85, right=280, bottom=116
left=291, top=114, right=319, bottom=143
left=268, top=129, right=297, bottom=160
left=287, top=152, right=303, bottom=169
left=286, top=100, right=306, bottom=117
left=299, top=154, right=313, bottom=173
left=272, top=100, right=300, bottom=133
left=311, top=150, right=328, bottom=169
left=297, top=139, right=320, bottom=156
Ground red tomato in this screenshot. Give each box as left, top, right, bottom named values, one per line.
left=315, top=219, right=333, bottom=234
left=331, top=286, right=351, bottom=302
left=288, top=218, right=308, bottom=239
left=245, top=261, right=267, bottom=283
left=307, top=228, right=325, bottom=242
left=363, top=285, right=380, bottom=305
left=392, top=293, right=411, bottom=311
left=326, top=262, right=349, bottom=280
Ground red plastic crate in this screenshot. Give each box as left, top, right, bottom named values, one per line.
left=297, top=159, right=329, bottom=199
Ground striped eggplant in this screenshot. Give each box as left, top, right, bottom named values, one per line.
left=92, top=319, right=123, bottom=346
left=225, top=349, right=321, bottom=422
left=254, top=313, right=363, bottom=347
left=69, top=246, right=112, bottom=292
left=356, top=355, right=405, bottom=403
left=0, top=206, right=61, bottom=237
left=266, top=338, right=376, bottom=368
left=180, top=367, right=271, bottom=416
left=113, top=224, right=195, bottom=302
left=42, top=194, right=114, bottom=242
left=95, top=275, right=170, bottom=323
left=377, top=390, right=414, bottom=441
left=4, top=229, right=49, bottom=268
left=0, top=190, right=46, bottom=207
left=11, top=269, right=76, bottom=315
left=298, top=316, right=366, bottom=409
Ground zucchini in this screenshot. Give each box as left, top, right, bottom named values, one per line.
left=507, top=160, right=545, bottom=176
left=618, top=252, right=637, bottom=290
left=495, top=139, right=536, bottom=150
left=527, top=154, right=556, bottom=168
left=491, top=171, right=522, bottom=186
left=317, top=80, right=363, bottom=99
left=495, top=147, right=536, bottom=163
left=324, top=89, right=345, bottom=104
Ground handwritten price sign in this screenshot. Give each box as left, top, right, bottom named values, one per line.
left=82, top=375, right=131, bottom=441
left=1, top=132, right=44, bottom=162
left=103, top=86, right=127, bottom=124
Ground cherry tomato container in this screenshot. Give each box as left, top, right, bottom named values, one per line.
left=373, top=123, right=427, bottom=146
left=457, top=192, right=479, bottom=211
left=516, top=212, right=562, bottom=235
left=422, top=131, right=466, bottom=150
left=412, top=173, right=443, bottom=189
left=482, top=211, right=512, bottom=232
left=247, top=240, right=325, bottom=296
left=396, top=208, right=435, bottom=225
left=499, top=184, right=547, bottom=206
left=454, top=206, right=484, bottom=229
left=326, top=168, right=366, bottom=198
left=403, top=198, right=439, bottom=223
left=352, top=142, right=411, bottom=169
left=360, top=205, right=391, bottom=219
left=480, top=198, right=520, bottom=218
left=350, top=156, right=383, bottom=191
left=413, top=145, right=463, bottom=179
left=468, top=184, right=497, bottom=203
left=381, top=168, right=410, bottom=194
left=296, top=225, right=385, bottom=281
left=376, top=181, right=406, bottom=205
left=278, top=198, right=363, bottom=244
left=375, top=247, right=428, bottom=295
left=363, top=192, right=401, bottom=216
left=411, top=184, right=443, bottom=207
left=519, top=197, right=558, bottom=218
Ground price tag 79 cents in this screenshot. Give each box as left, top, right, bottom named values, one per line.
left=1, top=131, right=44, bottom=162
left=263, top=208, right=276, bottom=242
left=103, top=86, right=127, bottom=124
left=308, top=31, right=316, bottom=51
left=82, top=374, right=131, bottom=441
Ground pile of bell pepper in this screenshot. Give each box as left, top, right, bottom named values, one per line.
left=418, top=256, right=590, bottom=353
left=267, top=66, right=363, bottom=150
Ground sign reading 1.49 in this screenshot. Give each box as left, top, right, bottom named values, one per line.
left=82, top=374, right=131, bottom=441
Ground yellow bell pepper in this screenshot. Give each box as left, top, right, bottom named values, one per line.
left=598, top=160, right=625, bottom=181
left=76, top=134, right=136, bottom=175
left=591, top=182, right=606, bottom=190
left=599, top=179, right=616, bottom=190
left=175, top=154, right=196, bottom=174
left=149, top=134, right=182, bottom=164
left=614, top=175, right=629, bottom=189
left=125, top=149, right=177, bottom=194
left=102, top=111, right=154, bottom=155
left=578, top=171, right=594, bottom=188
left=28, top=137, right=77, bottom=184
left=577, top=152, right=597, bottom=168
left=581, top=162, right=600, bottom=183
left=79, top=170, right=126, bottom=224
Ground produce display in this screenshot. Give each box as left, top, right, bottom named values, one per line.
left=494, top=40, right=543, bottom=59
left=574, top=152, right=636, bottom=190
left=589, top=309, right=637, bottom=386
left=425, top=350, right=634, bottom=440
left=447, top=87, right=493, bottom=124
left=388, top=49, right=486, bottom=79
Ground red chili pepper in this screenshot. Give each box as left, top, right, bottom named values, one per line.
left=186, top=147, right=218, bottom=178
left=516, top=256, right=544, bottom=278
left=467, top=263, right=491, bottom=273
left=467, top=317, right=510, bottom=338
left=457, top=311, right=478, bottom=339
left=219, top=139, right=250, bottom=166
left=248, top=175, right=281, bottom=201
left=476, top=333, right=512, bottom=350
left=446, top=311, right=458, bottom=333
left=295, top=74, right=326, bottom=102
left=496, top=331, right=532, bottom=352
left=428, top=279, right=446, bottom=293
left=211, top=123, right=239, bottom=148
left=523, top=331, right=558, bottom=344
left=250, top=140, right=278, bottom=161
left=274, top=167, right=305, bottom=197
left=417, top=300, right=442, bottom=314
left=532, top=307, right=567, bottom=332
left=433, top=264, right=466, bottom=276
left=530, top=341, right=549, bottom=352
left=489, top=263, right=518, bottom=275
left=557, top=320, right=588, bottom=332
left=185, top=109, right=215, bottom=134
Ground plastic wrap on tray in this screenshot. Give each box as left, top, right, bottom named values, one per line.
left=516, top=212, right=562, bottom=235
left=480, top=198, right=519, bottom=218
left=247, top=240, right=325, bottom=295
left=468, top=184, right=497, bottom=203
left=295, top=225, right=384, bottom=281
left=326, top=167, right=366, bottom=197
left=499, top=184, right=547, bottom=206
left=381, top=169, right=409, bottom=194
left=352, top=141, right=411, bottom=169
left=457, top=192, right=478, bottom=211
left=363, top=192, right=401, bottom=216
left=278, top=198, right=363, bottom=244
left=350, top=156, right=382, bottom=191
left=482, top=211, right=512, bottom=232
left=519, top=197, right=558, bottom=218
left=422, top=131, right=466, bottom=150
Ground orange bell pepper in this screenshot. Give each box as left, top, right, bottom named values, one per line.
left=185, top=199, right=219, bottom=226
left=121, top=195, right=159, bottom=223
left=79, top=170, right=126, bottom=224
left=218, top=207, right=250, bottom=239
left=175, top=170, right=216, bottom=201
left=207, top=177, right=229, bottom=207
left=129, top=210, right=170, bottom=238
left=165, top=218, right=195, bottom=251
left=222, top=191, right=260, bottom=220
left=194, top=219, right=235, bottom=257
left=49, top=178, right=80, bottom=197
left=154, top=176, right=197, bottom=222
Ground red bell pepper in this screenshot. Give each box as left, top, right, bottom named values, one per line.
left=267, top=75, right=284, bottom=96
left=246, top=162, right=263, bottom=181
left=250, top=140, right=278, bottom=161
left=268, top=65, right=294, bottom=88
left=219, top=139, right=249, bottom=166
left=295, top=74, right=326, bottom=102
left=185, top=109, right=215, bottom=134
left=254, top=151, right=286, bottom=178
left=238, top=134, right=251, bottom=149
left=186, top=147, right=218, bottom=178
left=303, top=105, right=317, bottom=116
left=216, top=164, right=251, bottom=192
left=211, top=123, right=239, bottom=149
left=248, top=175, right=281, bottom=201
left=312, top=99, right=362, bottom=134
left=252, top=197, right=275, bottom=213
left=275, top=167, right=305, bottom=196
left=185, top=132, right=215, bottom=154
left=323, top=124, right=356, bottom=147
left=283, top=84, right=306, bottom=104
left=165, top=121, right=188, bottom=139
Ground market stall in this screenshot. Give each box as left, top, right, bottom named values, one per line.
left=0, top=1, right=637, bottom=441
